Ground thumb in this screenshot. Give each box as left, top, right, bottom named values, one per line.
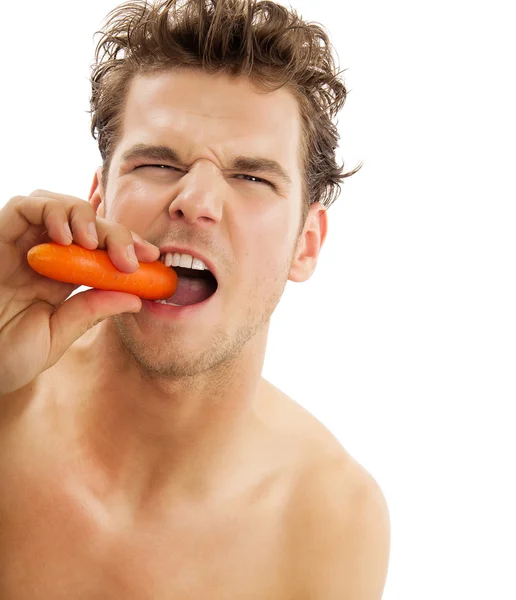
left=46, top=288, right=141, bottom=365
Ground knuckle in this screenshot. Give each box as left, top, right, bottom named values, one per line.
left=69, top=202, right=96, bottom=221
left=8, top=195, right=26, bottom=207
left=41, top=198, right=63, bottom=214
left=29, top=189, right=49, bottom=197
left=80, top=200, right=98, bottom=215
left=83, top=204, right=98, bottom=218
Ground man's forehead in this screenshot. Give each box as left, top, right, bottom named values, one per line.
left=122, top=70, right=301, bottom=144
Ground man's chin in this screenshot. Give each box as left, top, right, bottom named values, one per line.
left=110, top=299, right=274, bottom=381
left=110, top=316, right=233, bottom=378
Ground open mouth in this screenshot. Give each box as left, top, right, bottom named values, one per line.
left=154, top=265, right=218, bottom=306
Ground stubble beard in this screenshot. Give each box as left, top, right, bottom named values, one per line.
left=110, top=258, right=291, bottom=383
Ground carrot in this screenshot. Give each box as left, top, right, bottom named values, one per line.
left=27, top=242, right=177, bottom=300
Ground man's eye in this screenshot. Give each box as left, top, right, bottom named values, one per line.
left=234, top=174, right=272, bottom=186
left=134, top=164, right=179, bottom=170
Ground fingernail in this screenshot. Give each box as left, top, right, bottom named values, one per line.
left=87, top=222, right=98, bottom=244
left=64, top=222, right=73, bottom=240
left=127, top=244, right=138, bottom=265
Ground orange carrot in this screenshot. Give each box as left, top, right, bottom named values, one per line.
left=27, top=242, right=177, bottom=300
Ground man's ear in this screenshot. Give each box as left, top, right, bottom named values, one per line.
left=88, top=166, right=105, bottom=218
left=289, top=202, right=328, bottom=282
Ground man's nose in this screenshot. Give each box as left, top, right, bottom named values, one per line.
left=167, top=160, right=224, bottom=225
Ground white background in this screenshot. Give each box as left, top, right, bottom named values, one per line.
left=1, top=1, right=515, bottom=598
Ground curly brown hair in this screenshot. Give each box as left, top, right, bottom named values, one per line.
left=89, top=0, right=361, bottom=223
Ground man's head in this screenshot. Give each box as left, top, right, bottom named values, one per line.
left=90, top=0, right=359, bottom=225
left=87, top=0, right=359, bottom=379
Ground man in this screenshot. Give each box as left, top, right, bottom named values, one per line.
left=0, top=0, right=390, bottom=597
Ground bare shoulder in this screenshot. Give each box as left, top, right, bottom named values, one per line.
left=261, top=381, right=391, bottom=600
left=289, top=456, right=390, bottom=599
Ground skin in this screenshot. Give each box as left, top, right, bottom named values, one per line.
left=0, top=70, right=390, bottom=598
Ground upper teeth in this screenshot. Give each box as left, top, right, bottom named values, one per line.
left=160, top=252, right=209, bottom=271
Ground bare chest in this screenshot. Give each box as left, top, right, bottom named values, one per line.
left=0, top=442, right=293, bottom=599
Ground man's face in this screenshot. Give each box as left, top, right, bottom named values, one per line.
left=94, top=69, right=320, bottom=377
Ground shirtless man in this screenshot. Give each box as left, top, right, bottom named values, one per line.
left=0, top=1, right=390, bottom=597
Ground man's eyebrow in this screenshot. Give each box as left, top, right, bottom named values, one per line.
left=121, top=144, right=180, bottom=165
left=120, top=144, right=292, bottom=187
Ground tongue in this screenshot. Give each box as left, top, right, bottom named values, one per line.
left=166, top=275, right=214, bottom=306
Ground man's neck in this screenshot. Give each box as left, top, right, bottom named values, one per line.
left=47, top=320, right=272, bottom=509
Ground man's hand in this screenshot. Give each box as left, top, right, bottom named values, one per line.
left=0, top=191, right=159, bottom=396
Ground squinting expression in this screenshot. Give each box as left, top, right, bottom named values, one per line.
left=96, top=69, right=305, bottom=378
